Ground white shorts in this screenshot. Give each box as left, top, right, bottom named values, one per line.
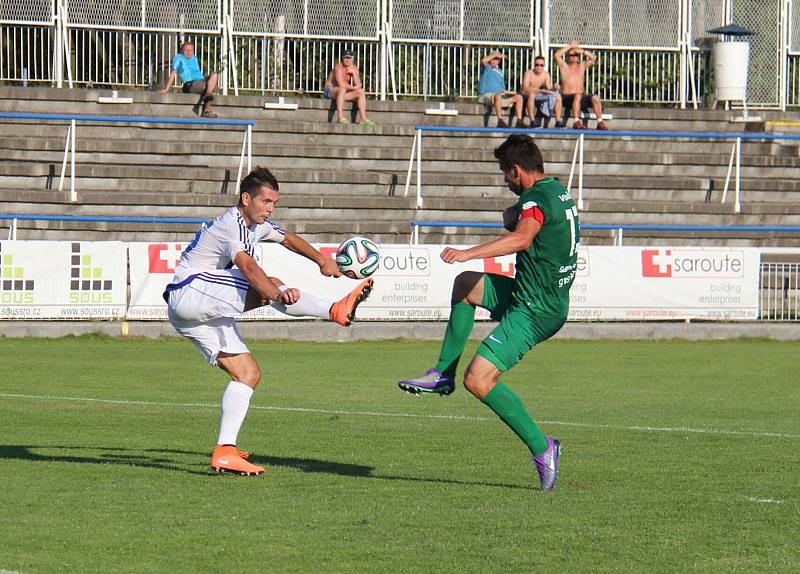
left=165, top=269, right=252, bottom=365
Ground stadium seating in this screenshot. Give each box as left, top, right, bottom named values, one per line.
left=2, top=85, right=800, bottom=247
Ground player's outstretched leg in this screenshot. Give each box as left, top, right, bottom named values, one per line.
left=531, top=436, right=560, bottom=491
left=398, top=369, right=455, bottom=396
left=329, top=278, right=374, bottom=326
left=211, top=444, right=265, bottom=476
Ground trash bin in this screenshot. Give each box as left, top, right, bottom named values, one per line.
left=708, top=23, right=756, bottom=106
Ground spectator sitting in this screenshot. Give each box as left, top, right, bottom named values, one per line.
left=477, top=51, right=523, bottom=128
left=554, top=41, right=608, bottom=130
left=162, top=40, right=219, bottom=118
left=323, top=50, right=375, bottom=125
left=521, top=55, right=565, bottom=128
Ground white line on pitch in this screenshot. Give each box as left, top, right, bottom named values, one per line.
left=1, top=392, right=799, bottom=440
left=748, top=498, right=785, bottom=504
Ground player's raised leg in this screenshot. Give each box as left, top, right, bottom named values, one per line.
left=261, top=278, right=374, bottom=327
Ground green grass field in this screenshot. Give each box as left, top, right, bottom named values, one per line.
left=0, top=335, right=798, bottom=573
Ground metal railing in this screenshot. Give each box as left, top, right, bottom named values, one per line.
left=0, top=111, right=255, bottom=201
left=1, top=214, right=210, bottom=241
left=761, top=262, right=800, bottom=321
left=403, top=125, right=800, bottom=214
left=3, top=0, right=799, bottom=109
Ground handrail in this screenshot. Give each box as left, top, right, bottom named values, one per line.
left=0, top=111, right=255, bottom=126
left=0, top=112, right=255, bottom=202
left=408, top=220, right=800, bottom=246
left=411, top=126, right=800, bottom=140
left=403, top=125, right=800, bottom=215
left=0, top=214, right=210, bottom=224
left=1, top=213, right=210, bottom=240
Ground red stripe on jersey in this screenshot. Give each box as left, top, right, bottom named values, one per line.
left=520, top=205, right=545, bottom=226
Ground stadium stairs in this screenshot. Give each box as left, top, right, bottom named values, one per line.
left=2, top=86, right=800, bottom=249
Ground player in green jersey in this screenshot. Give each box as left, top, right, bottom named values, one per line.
left=398, top=133, right=580, bottom=490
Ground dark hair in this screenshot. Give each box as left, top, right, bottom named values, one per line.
left=534, top=55, right=546, bottom=63
left=240, top=166, right=280, bottom=198
left=494, top=134, right=544, bottom=174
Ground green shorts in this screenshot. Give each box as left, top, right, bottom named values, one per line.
left=476, top=273, right=566, bottom=372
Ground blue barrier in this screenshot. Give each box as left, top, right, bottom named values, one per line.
left=0, top=214, right=208, bottom=224
left=408, top=220, right=800, bottom=245
left=411, top=125, right=800, bottom=141
left=410, top=221, right=800, bottom=232
left=0, top=111, right=255, bottom=127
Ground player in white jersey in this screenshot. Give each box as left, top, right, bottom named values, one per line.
left=163, top=167, right=373, bottom=476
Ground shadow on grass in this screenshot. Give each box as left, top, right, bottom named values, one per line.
left=0, top=445, right=372, bottom=478
left=0, top=445, right=534, bottom=489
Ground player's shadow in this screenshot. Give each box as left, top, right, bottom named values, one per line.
left=0, top=445, right=373, bottom=478
left=0, top=445, right=533, bottom=489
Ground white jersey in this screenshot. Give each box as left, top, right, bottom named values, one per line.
left=172, top=206, right=285, bottom=282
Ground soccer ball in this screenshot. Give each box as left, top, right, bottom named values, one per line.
left=335, top=236, right=380, bottom=279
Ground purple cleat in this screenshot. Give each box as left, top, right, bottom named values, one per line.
left=398, top=368, right=455, bottom=396
left=532, top=437, right=560, bottom=491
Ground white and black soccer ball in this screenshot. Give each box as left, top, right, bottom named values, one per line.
left=335, top=236, right=380, bottom=279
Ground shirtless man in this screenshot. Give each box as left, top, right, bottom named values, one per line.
left=554, top=41, right=608, bottom=130
left=521, top=55, right=564, bottom=128
left=323, top=50, right=375, bottom=125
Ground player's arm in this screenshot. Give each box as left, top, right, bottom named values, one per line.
left=441, top=217, right=541, bottom=264
left=582, top=49, right=597, bottom=68
left=280, top=231, right=341, bottom=277
left=233, top=250, right=284, bottom=301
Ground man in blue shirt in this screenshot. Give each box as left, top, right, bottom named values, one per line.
left=478, top=51, right=523, bottom=128
left=162, top=41, right=219, bottom=118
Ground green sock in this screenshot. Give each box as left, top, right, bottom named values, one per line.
left=434, top=301, right=475, bottom=376
left=481, top=382, right=548, bottom=456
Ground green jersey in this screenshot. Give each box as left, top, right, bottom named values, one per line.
left=512, top=177, right=580, bottom=318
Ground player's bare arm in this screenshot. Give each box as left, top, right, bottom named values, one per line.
left=281, top=231, right=342, bottom=277
left=481, top=51, right=503, bottom=66
left=350, top=66, right=363, bottom=90
left=233, top=250, right=284, bottom=302
left=161, top=70, right=177, bottom=93
left=441, top=217, right=541, bottom=264
left=553, top=42, right=577, bottom=66
left=334, top=62, right=358, bottom=92
left=581, top=49, right=598, bottom=69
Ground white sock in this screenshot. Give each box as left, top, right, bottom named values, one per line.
left=270, top=289, right=332, bottom=319
left=217, top=380, right=254, bottom=446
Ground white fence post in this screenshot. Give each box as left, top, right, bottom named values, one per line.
left=69, top=119, right=76, bottom=202
left=54, top=0, right=63, bottom=88
left=221, top=0, right=229, bottom=96
left=58, top=120, right=72, bottom=194
left=415, top=128, right=423, bottom=208
left=225, top=13, right=239, bottom=96
left=403, top=129, right=418, bottom=198
left=58, top=0, right=73, bottom=88
left=734, top=136, right=742, bottom=214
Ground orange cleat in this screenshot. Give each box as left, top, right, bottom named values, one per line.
left=329, top=278, right=374, bottom=326
left=211, top=445, right=264, bottom=476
